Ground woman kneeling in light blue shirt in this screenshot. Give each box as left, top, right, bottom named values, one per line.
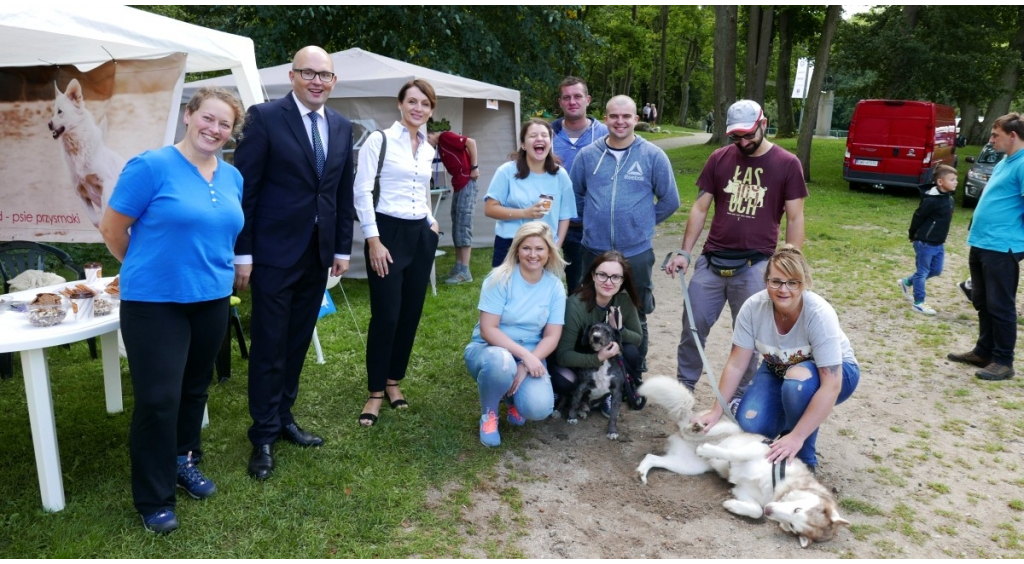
left=465, top=221, right=566, bottom=447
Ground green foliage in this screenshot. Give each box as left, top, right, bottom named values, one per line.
left=163, top=6, right=591, bottom=114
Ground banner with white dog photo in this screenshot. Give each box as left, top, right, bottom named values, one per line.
left=0, top=54, right=186, bottom=242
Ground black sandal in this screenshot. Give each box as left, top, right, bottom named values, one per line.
left=359, top=394, right=384, bottom=427
left=386, top=383, right=409, bottom=410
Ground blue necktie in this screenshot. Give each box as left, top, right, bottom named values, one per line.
left=309, top=111, right=325, bottom=178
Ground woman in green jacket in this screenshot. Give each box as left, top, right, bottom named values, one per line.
left=550, top=250, right=644, bottom=407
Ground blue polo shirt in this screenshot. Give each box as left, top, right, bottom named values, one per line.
left=110, top=146, right=244, bottom=302
left=968, top=148, right=1024, bottom=253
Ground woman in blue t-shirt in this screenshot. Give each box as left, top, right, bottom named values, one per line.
left=99, top=87, right=246, bottom=534
left=465, top=221, right=566, bottom=447
left=483, top=118, right=576, bottom=267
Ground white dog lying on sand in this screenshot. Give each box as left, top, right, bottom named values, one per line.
left=636, top=376, right=850, bottom=548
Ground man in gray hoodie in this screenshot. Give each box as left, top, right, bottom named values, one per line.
left=570, top=94, right=680, bottom=365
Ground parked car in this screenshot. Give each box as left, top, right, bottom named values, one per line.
left=844, top=100, right=958, bottom=193
left=962, top=143, right=1007, bottom=208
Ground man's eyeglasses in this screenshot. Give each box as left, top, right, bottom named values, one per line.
left=594, top=271, right=624, bottom=284
left=728, top=126, right=761, bottom=144
left=767, top=278, right=802, bottom=290
left=294, top=68, right=335, bottom=82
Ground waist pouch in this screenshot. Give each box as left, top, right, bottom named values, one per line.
left=706, top=250, right=767, bottom=277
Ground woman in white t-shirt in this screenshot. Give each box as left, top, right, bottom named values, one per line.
left=464, top=221, right=567, bottom=447
left=692, top=245, right=859, bottom=470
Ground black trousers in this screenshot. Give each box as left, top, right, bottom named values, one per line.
left=969, top=246, right=1023, bottom=365
left=121, top=297, right=227, bottom=515
left=247, top=231, right=327, bottom=445
left=364, top=214, right=438, bottom=392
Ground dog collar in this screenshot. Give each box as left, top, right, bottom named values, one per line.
left=763, top=437, right=786, bottom=489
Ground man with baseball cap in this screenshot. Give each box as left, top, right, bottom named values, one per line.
left=663, top=99, right=808, bottom=411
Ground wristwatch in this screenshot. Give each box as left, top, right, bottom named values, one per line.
left=470, top=165, right=479, bottom=170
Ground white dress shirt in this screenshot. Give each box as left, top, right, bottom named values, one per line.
left=353, top=121, right=437, bottom=239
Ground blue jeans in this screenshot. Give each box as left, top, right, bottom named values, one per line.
left=736, top=359, right=860, bottom=468
left=909, top=241, right=944, bottom=303
left=464, top=342, right=553, bottom=421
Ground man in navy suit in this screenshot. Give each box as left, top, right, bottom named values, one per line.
left=233, top=46, right=355, bottom=480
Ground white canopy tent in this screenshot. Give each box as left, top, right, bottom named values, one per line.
left=183, top=47, right=521, bottom=277
left=0, top=6, right=264, bottom=114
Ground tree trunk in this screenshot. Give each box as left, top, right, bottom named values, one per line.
left=975, top=6, right=1024, bottom=144
left=744, top=6, right=760, bottom=100
left=677, top=38, right=700, bottom=127
left=959, top=103, right=979, bottom=143
left=753, top=7, right=774, bottom=106
left=658, top=5, right=669, bottom=120
left=744, top=6, right=774, bottom=104
left=796, top=5, right=841, bottom=182
left=775, top=10, right=796, bottom=137
left=711, top=5, right=738, bottom=145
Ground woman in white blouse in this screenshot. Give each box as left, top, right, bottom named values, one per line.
left=353, top=79, right=440, bottom=426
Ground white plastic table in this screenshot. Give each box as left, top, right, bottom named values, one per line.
left=0, top=278, right=122, bottom=512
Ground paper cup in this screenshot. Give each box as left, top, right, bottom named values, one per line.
left=69, top=293, right=94, bottom=321
left=85, top=263, right=103, bottom=284
left=538, top=194, right=553, bottom=215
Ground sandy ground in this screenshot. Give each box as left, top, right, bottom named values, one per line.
left=441, top=134, right=1024, bottom=559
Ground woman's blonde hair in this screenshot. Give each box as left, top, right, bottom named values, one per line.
left=184, top=86, right=246, bottom=139
left=765, top=244, right=812, bottom=288
left=487, top=221, right=566, bottom=288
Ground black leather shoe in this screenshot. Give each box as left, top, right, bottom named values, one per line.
left=281, top=423, right=325, bottom=447
left=248, top=444, right=274, bottom=480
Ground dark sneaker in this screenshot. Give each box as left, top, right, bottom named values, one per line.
left=976, top=363, right=1015, bottom=381
left=177, top=452, right=216, bottom=500
left=947, top=350, right=991, bottom=368
left=141, top=509, right=178, bottom=534
left=957, top=280, right=972, bottom=301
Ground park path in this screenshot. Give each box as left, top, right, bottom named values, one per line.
left=649, top=131, right=711, bottom=151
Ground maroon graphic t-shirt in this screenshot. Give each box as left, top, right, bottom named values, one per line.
left=696, top=144, right=808, bottom=256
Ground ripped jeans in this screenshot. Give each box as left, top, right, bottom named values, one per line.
left=464, top=342, right=553, bottom=421
left=736, top=359, right=859, bottom=468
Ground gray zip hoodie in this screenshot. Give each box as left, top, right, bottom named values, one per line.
left=569, top=135, right=680, bottom=257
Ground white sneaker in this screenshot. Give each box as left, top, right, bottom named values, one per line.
left=897, top=278, right=913, bottom=302
left=912, top=302, right=936, bottom=315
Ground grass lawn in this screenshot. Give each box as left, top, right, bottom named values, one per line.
left=0, top=137, right=984, bottom=557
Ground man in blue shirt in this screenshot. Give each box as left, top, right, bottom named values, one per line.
left=550, top=77, right=608, bottom=292
left=948, top=113, right=1024, bottom=381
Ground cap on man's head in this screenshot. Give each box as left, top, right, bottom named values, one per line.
left=726, top=100, right=764, bottom=135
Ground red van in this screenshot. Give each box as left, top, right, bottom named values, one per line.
left=843, top=100, right=958, bottom=191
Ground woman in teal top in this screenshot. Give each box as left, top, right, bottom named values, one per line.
left=483, top=118, right=576, bottom=267
left=465, top=221, right=567, bottom=447
left=550, top=250, right=644, bottom=406
left=100, top=87, right=245, bottom=534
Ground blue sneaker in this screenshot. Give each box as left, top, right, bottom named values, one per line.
left=480, top=410, right=500, bottom=447
left=507, top=405, right=526, bottom=426
left=141, top=509, right=178, bottom=533
left=177, top=452, right=216, bottom=500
